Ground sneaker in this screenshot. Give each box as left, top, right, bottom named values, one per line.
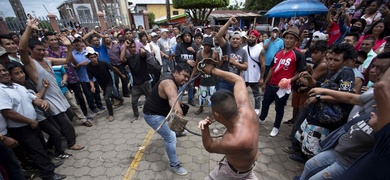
left=259, top=118, right=265, bottom=125
left=188, top=99, right=196, bottom=106
left=289, top=154, right=307, bottom=164
left=255, top=109, right=260, bottom=115
left=270, top=127, right=279, bottom=137
left=92, top=109, right=100, bottom=115
left=170, top=164, right=188, bottom=175
left=86, top=115, right=94, bottom=121
left=283, top=119, right=295, bottom=125
left=130, top=116, right=139, bottom=123
left=52, top=173, right=66, bottom=180
left=283, top=146, right=301, bottom=154
left=176, top=130, right=187, bottom=137
left=99, top=106, right=106, bottom=111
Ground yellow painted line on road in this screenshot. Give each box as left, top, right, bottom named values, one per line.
left=123, top=128, right=155, bottom=180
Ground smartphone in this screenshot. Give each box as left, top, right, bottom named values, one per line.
left=334, top=4, right=342, bottom=8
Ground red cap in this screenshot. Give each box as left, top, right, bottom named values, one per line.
left=248, top=30, right=260, bottom=38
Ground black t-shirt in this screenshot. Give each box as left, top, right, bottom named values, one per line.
left=143, top=75, right=175, bottom=116
left=125, top=54, right=151, bottom=85
left=86, top=61, right=114, bottom=89
left=340, top=123, right=390, bottom=180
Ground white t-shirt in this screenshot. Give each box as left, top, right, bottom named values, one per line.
left=150, top=41, right=162, bottom=65
left=243, top=44, right=263, bottom=83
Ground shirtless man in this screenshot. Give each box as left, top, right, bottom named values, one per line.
left=198, top=65, right=259, bottom=179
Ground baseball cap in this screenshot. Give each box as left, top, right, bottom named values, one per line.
left=232, top=31, right=242, bottom=37
left=202, top=37, right=214, bottom=47
left=0, top=46, right=9, bottom=56
left=312, top=31, right=326, bottom=41
left=248, top=30, right=260, bottom=38
left=85, top=47, right=99, bottom=57
left=95, top=26, right=100, bottom=28
left=272, top=27, right=280, bottom=32
left=161, top=29, right=169, bottom=33
left=151, top=32, right=158, bottom=37
left=74, top=34, right=81, bottom=38
left=241, top=31, right=248, bottom=39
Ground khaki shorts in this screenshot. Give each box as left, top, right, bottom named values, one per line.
left=205, top=157, right=257, bottom=180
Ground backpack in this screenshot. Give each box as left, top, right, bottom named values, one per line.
left=144, top=48, right=162, bottom=74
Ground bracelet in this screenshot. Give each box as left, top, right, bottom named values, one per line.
left=210, top=67, right=215, bottom=75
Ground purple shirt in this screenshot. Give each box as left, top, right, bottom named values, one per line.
left=47, top=46, right=79, bottom=84
left=120, top=41, right=144, bottom=59
left=107, top=43, right=122, bottom=66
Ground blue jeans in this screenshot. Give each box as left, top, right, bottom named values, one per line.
left=259, top=84, right=290, bottom=129
left=178, top=83, right=194, bottom=102
left=300, top=150, right=348, bottom=180
left=162, top=59, right=174, bottom=77
left=217, top=79, right=234, bottom=92
left=143, top=113, right=179, bottom=167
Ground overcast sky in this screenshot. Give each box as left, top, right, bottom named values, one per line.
left=0, top=0, right=246, bottom=18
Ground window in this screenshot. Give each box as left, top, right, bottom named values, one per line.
left=76, top=6, right=92, bottom=20
left=172, top=10, right=179, bottom=15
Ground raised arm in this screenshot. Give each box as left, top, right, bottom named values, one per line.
left=216, top=17, right=237, bottom=48
left=19, top=18, right=39, bottom=85
left=203, top=64, right=250, bottom=108
left=120, top=41, right=130, bottom=63
left=50, top=36, right=77, bottom=65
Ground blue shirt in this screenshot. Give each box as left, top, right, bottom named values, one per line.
left=52, top=65, right=68, bottom=94
left=264, top=38, right=284, bottom=66
left=92, top=44, right=110, bottom=64
left=72, top=49, right=91, bottom=83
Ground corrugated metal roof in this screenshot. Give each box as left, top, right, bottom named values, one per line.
left=210, top=10, right=261, bottom=19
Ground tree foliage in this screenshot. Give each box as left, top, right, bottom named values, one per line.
left=148, top=12, right=156, bottom=26
left=218, top=0, right=243, bottom=10
left=244, top=0, right=283, bottom=11
left=173, top=0, right=229, bottom=25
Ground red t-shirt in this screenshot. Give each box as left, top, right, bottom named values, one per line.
left=270, top=49, right=306, bottom=85
left=328, top=22, right=341, bottom=46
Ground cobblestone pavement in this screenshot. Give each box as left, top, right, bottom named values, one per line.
left=50, top=88, right=304, bottom=180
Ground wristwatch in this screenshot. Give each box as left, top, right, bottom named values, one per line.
left=316, top=95, right=322, bottom=102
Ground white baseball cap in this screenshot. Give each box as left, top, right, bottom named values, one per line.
left=312, top=31, right=326, bottom=41
left=151, top=32, right=158, bottom=37
left=85, top=47, right=99, bottom=57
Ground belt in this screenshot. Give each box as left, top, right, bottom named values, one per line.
left=227, top=162, right=252, bottom=174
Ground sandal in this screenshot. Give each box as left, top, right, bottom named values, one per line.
left=82, top=121, right=93, bottom=127
left=68, top=144, right=84, bottom=150
left=194, top=108, right=204, bottom=115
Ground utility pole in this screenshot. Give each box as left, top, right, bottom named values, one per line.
left=166, top=0, right=171, bottom=23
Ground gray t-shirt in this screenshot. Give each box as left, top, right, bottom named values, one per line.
left=221, top=43, right=248, bottom=75
left=335, top=120, right=375, bottom=166
left=347, top=88, right=374, bottom=120
left=157, top=38, right=171, bottom=61
left=34, top=59, right=70, bottom=116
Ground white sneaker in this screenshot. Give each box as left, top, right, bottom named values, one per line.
left=259, top=119, right=265, bottom=125
left=270, top=127, right=279, bottom=137
left=255, top=109, right=260, bottom=115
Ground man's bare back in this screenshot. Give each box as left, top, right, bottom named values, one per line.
left=198, top=64, right=259, bottom=178
left=225, top=107, right=259, bottom=171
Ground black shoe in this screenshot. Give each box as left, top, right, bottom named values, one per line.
left=188, top=99, right=196, bottom=106
left=283, top=146, right=301, bottom=154
left=52, top=173, right=66, bottom=180
left=53, top=161, right=63, bottom=168
left=123, top=94, right=131, bottom=98
left=283, top=119, right=295, bottom=125
left=289, top=154, right=307, bottom=164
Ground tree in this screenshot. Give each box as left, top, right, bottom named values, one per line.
left=173, top=0, right=229, bottom=25
left=244, top=0, right=283, bottom=11
left=218, top=0, right=243, bottom=10
left=148, top=12, right=156, bottom=27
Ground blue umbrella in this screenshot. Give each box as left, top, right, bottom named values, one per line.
left=265, top=0, right=328, bottom=18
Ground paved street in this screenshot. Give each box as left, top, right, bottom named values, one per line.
left=52, top=88, right=304, bottom=180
